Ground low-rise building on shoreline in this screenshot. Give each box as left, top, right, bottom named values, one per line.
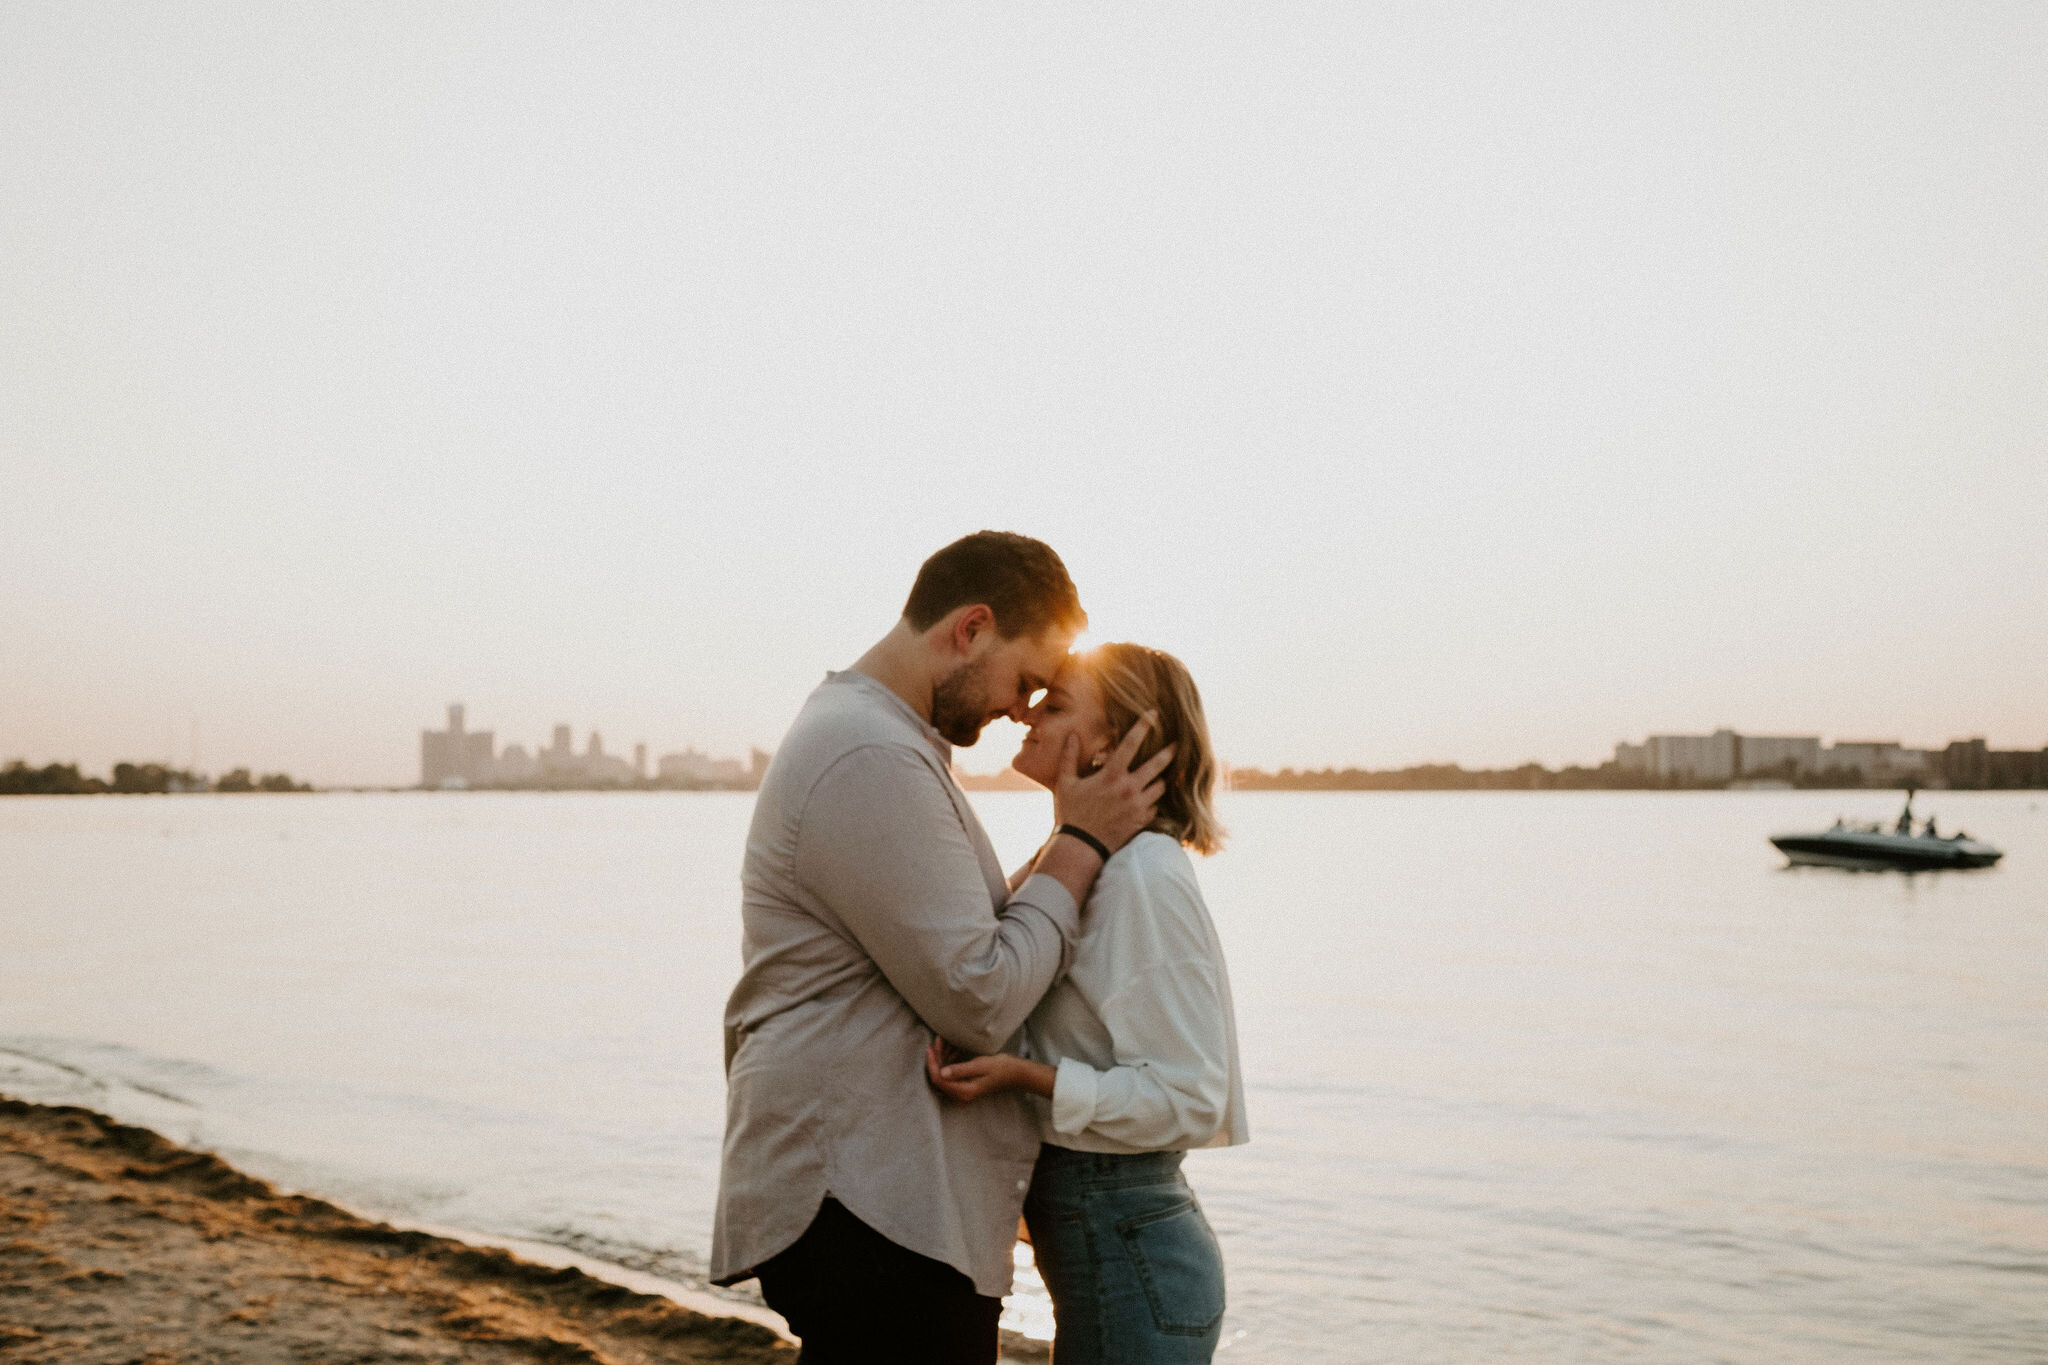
left=1612, top=729, right=2045, bottom=789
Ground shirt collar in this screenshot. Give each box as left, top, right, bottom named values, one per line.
left=824, top=669, right=951, bottom=764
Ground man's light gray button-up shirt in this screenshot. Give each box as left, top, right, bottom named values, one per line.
left=710, top=670, right=1081, bottom=1298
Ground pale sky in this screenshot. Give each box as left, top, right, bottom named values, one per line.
left=4, top=3, right=2045, bottom=786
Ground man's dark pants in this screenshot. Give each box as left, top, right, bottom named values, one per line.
left=756, top=1198, right=1003, bottom=1365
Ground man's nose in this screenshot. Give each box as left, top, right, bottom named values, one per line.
left=1005, top=696, right=1031, bottom=723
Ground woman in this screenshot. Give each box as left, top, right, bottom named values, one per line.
left=926, top=642, right=1249, bottom=1364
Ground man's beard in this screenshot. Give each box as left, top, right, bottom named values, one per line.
left=930, top=656, right=998, bottom=747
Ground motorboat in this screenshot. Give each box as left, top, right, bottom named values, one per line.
left=1770, top=791, right=2003, bottom=871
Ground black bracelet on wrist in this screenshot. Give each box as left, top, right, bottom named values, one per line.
left=1055, top=824, right=1112, bottom=863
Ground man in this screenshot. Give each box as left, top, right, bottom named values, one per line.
left=711, top=531, right=1171, bottom=1363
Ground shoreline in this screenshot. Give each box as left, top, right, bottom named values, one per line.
left=0, top=1095, right=794, bottom=1364
left=0, top=1095, right=1053, bottom=1364
left=387, top=1219, right=793, bottom=1341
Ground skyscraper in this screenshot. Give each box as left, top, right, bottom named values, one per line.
left=421, top=704, right=495, bottom=788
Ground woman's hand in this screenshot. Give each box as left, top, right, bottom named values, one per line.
left=924, top=1038, right=1056, bottom=1104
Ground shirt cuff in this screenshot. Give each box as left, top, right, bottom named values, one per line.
left=1050, top=1056, right=1101, bottom=1136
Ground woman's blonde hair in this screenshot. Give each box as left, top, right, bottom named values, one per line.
left=1075, top=643, right=1225, bottom=856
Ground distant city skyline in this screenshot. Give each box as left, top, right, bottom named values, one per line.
left=405, top=708, right=2044, bottom=790
left=9, top=707, right=2042, bottom=792
left=5, top=699, right=2044, bottom=792
left=418, top=704, right=765, bottom=791
left=5, top=6, right=2045, bottom=787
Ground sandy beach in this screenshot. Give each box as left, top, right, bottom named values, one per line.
left=0, top=1097, right=793, bottom=1364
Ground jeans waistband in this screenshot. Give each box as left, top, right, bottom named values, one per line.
left=1034, top=1144, right=1185, bottom=1183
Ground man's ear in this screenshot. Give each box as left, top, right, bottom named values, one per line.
left=949, top=604, right=996, bottom=657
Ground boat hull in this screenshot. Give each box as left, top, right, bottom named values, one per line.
left=1770, top=832, right=2003, bottom=871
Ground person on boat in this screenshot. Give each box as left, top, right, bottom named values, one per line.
left=1923, top=815, right=1939, bottom=839
left=927, top=642, right=1248, bottom=1364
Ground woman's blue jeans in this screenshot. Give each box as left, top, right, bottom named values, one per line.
left=1022, top=1145, right=1226, bottom=1364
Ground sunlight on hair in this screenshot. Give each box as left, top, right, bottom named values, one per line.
left=1077, top=641, right=1225, bottom=854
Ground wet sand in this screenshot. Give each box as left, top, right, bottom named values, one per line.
left=0, top=1097, right=792, bottom=1364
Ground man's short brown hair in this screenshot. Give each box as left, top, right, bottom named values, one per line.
left=902, top=532, right=1087, bottom=641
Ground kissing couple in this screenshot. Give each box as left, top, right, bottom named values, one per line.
left=712, top=531, right=1248, bottom=1364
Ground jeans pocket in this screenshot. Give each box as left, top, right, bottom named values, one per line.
left=1115, top=1196, right=1225, bottom=1337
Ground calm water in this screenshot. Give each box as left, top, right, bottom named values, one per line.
left=2, top=790, right=2044, bottom=1362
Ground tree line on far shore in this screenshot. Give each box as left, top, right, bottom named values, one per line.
left=0, top=761, right=312, bottom=795
left=1230, top=762, right=1692, bottom=791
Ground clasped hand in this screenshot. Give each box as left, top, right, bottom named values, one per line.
left=924, top=1037, right=1055, bottom=1104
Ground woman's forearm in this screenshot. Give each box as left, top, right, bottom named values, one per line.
left=1050, top=1054, right=1227, bottom=1149
left=1013, top=1057, right=1056, bottom=1099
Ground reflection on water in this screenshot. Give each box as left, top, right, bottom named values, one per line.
left=1, top=790, right=2044, bottom=1362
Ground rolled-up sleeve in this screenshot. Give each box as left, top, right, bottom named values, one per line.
left=793, top=743, right=1079, bottom=1055
left=1047, top=955, right=1232, bottom=1149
